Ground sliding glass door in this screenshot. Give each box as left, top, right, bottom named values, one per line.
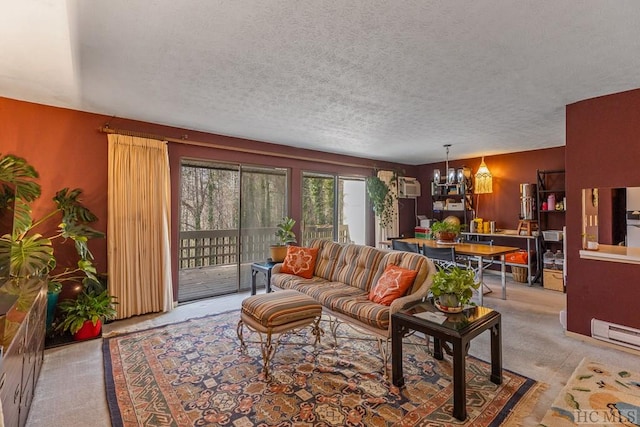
left=179, top=160, right=287, bottom=302
left=239, top=166, right=288, bottom=286
left=301, top=172, right=366, bottom=245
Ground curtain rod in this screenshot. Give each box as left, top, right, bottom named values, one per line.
left=100, top=126, right=376, bottom=170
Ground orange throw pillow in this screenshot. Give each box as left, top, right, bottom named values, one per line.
left=280, top=246, right=319, bottom=279
left=369, top=264, right=418, bottom=306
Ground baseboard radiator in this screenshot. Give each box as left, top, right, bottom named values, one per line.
left=591, top=319, right=640, bottom=351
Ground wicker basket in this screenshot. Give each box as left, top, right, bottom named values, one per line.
left=511, top=266, right=527, bottom=283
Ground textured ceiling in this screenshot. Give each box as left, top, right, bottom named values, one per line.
left=2, top=1, right=640, bottom=165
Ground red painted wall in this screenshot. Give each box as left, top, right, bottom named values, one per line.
left=566, top=88, right=640, bottom=336
left=0, top=97, right=110, bottom=293
left=415, top=147, right=566, bottom=233
left=1, top=96, right=415, bottom=300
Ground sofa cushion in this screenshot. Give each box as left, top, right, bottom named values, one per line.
left=280, top=246, right=319, bottom=278
left=373, top=251, right=431, bottom=294
left=327, top=294, right=391, bottom=330
left=368, top=264, right=418, bottom=305
left=272, top=274, right=328, bottom=292
left=271, top=272, right=299, bottom=290
left=309, top=239, right=344, bottom=279
left=329, top=244, right=384, bottom=290
left=302, top=281, right=367, bottom=307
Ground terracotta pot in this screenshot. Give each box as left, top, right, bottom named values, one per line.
left=269, top=245, right=288, bottom=262
left=436, top=231, right=458, bottom=242
left=74, top=319, right=102, bottom=341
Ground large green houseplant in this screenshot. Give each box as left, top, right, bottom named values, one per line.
left=270, top=216, right=297, bottom=262
left=431, top=265, right=480, bottom=310
left=0, top=153, right=108, bottom=332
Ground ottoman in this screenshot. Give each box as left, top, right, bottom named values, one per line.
left=237, top=289, right=322, bottom=378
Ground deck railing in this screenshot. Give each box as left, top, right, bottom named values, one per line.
left=179, top=225, right=351, bottom=269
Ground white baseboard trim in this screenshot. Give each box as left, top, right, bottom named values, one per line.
left=565, top=330, right=640, bottom=357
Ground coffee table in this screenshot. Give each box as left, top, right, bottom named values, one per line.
left=391, top=301, right=502, bottom=421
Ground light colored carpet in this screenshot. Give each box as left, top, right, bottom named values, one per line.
left=538, top=358, right=640, bottom=426
left=26, top=274, right=640, bottom=426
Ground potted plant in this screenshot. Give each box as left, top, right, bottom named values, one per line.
left=366, top=175, right=396, bottom=228
left=0, top=154, right=106, bottom=334
left=57, top=287, right=118, bottom=340
left=430, top=265, right=480, bottom=311
left=270, top=216, right=297, bottom=262
left=431, top=220, right=461, bottom=242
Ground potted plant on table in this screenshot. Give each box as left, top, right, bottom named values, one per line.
left=430, top=265, right=480, bottom=312
left=270, top=216, right=297, bottom=262
left=430, top=219, right=461, bottom=243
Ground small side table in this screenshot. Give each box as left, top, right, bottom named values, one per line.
left=250, top=261, right=277, bottom=295
left=392, top=301, right=502, bottom=421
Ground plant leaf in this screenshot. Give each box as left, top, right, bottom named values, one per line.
left=11, top=196, right=34, bottom=238
left=0, top=154, right=41, bottom=203
left=54, top=188, right=98, bottom=223
left=8, top=233, right=54, bottom=277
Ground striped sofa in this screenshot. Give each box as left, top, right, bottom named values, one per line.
left=271, top=239, right=436, bottom=366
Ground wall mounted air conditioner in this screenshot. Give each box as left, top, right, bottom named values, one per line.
left=591, top=319, right=640, bottom=351
left=399, top=177, right=421, bottom=198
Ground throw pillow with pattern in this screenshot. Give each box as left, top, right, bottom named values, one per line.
left=368, top=264, right=418, bottom=305
left=280, top=246, right=319, bottom=279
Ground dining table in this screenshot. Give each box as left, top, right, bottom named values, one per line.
left=397, top=238, right=521, bottom=306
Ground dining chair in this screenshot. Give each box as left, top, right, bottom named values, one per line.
left=391, top=240, right=420, bottom=253
left=421, top=245, right=458, bottom=269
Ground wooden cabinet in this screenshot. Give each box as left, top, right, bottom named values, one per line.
left=0, top=278, right=46, bottom=427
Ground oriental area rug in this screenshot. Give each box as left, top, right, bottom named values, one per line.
left=539, top=358, right=640, bottom=426
left=103, top=310, right=542, bottom=426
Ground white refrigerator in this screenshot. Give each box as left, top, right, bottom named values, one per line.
left=626, top=187, right=640, bottom=247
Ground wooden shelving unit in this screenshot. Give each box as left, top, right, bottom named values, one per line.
left=431, top=181, right=474, bottom=228
left=536, top=169, right=566, bottom=291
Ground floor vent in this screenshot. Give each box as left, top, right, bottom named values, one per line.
left=591, top=319, right=640, bottom=351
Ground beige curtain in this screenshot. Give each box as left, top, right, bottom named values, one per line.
left=375, top=170, right=399, bottom=247
left=108, top=134, right=173, bottom=319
